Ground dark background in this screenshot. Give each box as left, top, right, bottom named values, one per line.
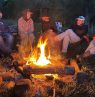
left=0, top=0, right=95, bottom=33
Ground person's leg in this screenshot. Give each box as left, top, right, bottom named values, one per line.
left=62, top=35, right=70, bottom=53
left=20, top=33, right=28, bottom=47
left=55, top=29, right=80, bottom=42
left=4, top=33, right=14, bottom=49
left=28, top=33, right=35, bottom=48
left=61, top=29, right=81, bottom=53
left=0, top=35, right=12, bottom=54
left=55, top=30, right=68, bottom=41
left=66, top=29, right=81, bottom=43
left=18, top=33, right=30, bottom=57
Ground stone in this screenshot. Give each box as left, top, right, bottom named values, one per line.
left=2, top=72, right=14, bottom=81
left=14, top=79, right=32, bottom=97
left=77, top=72, right=89, bottom=84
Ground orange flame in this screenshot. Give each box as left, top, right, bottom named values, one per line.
left=34, top=36, right=51, bottom=66
left=25, top=36, right=51, bottom=66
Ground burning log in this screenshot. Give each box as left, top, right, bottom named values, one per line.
left=12, top=36, right=78, bottom=80
left=23, top=66, right=75, bottom=76
left=13, top=60, right=75, bottom=78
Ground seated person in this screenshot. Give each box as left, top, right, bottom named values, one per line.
left=55, top=16, right=89, bottom=56
left=41, top=16, right=51, bottom=32
left=80, top=35, right=95, bottom=58
left=44, top=28, right=61, bottom=56
left=76, top=35, right=95, bottom=67
left=0, top=11, right=14, bottom=54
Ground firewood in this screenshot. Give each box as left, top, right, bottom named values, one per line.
left=23, top=66, right=75, bottom=76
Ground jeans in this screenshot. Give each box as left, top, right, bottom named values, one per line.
left=0, top=32, right=14, bottom=54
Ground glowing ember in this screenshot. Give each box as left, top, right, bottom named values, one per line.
left=34, top=37, right=51, bottom=66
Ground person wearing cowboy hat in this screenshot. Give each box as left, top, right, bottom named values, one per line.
left=18, top=9, right=35, bottom=54
left=41, top=15, right=51, bottom=32
left=55, top=16, right=89, bottom=57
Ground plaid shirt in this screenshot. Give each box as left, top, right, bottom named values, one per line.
left=18, top=17, right=34, bottom=34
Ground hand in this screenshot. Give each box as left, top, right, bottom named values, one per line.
left=83, top=51, right=90, bottom=58
left=83, top=35, right=90, bottom=43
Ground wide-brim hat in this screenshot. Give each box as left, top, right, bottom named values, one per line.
left=22, top=9, right=33, bottom=15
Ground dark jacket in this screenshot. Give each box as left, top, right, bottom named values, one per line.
left=0, top=19, right=9, bottom=33
left=71, top=24, right=88, bottom=38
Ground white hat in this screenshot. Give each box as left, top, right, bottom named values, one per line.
left=77, top=16, right=85, bottom=21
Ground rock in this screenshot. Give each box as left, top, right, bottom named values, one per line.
left=14, top=79, right=31, bottom=97
left=77, top=72, right=90, bottom=84
left=2, top=72, right=14, bottom=81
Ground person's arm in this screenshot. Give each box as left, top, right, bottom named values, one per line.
left=18, top=18, right=25, bottom=34
left=29, top=19, right=34, bottom=33
left=85, top=41, right=93, bottom=52
left=83, top=51, right=90, bottom=58
left=84, top=41, right=95, bottom=57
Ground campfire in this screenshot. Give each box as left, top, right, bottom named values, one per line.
left=0, top=35, right=82, bottom=97
left=25, top=36, right=51, bottom=66
left=12, top=35, right=80, bottom=79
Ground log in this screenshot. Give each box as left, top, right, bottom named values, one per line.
left=13, top=61, right=75, bottom=77
left=23, top=66, right=75, bottom=76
